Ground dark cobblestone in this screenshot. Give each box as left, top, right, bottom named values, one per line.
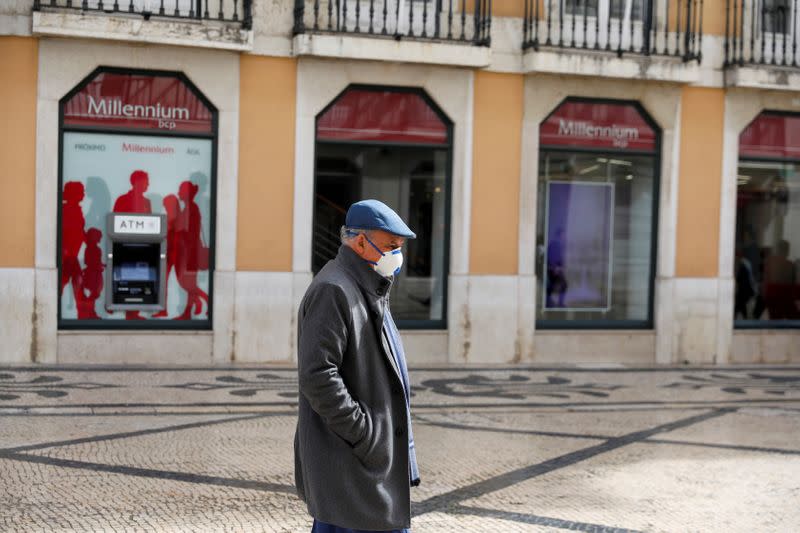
left=0, top=366, right=798, bottom=532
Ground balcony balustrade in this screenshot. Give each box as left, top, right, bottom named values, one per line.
left=32, top=0, right=252, bottom=29
left=725, top=0, right=800, bottom=67
left=523, top=0, right=703, bottom=62
left=293, top=0, right=492, bottom=46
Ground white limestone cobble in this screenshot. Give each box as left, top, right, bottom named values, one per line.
left=1, top=366, right=799, bottom=532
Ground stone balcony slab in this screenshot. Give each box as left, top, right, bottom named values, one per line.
left=724, top=64, right=800, bottom=92
left=523, top=47, right=701, bottom=83
left=32, top=10, right=253, bottom=51
left=292, top=32, right=491, bottom=68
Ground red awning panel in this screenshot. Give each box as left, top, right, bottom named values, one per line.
left=540, top=100, right=657, bottom=152
left=63, top=71, right=213, bottom=134
left=739, top=112, right=800, bottom=159
left=317, top=89, right=448, bottom=145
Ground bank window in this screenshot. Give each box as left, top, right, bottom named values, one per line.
left=313, top=86, right=452, bottom=328
left=734, top=111, right=800, bottom=327
left=536, top=98, right=659, bottom=328
left=58, top=67, right=216, bottom=329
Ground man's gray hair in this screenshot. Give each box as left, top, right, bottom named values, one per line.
left=340, top=226, right=373, bottom=244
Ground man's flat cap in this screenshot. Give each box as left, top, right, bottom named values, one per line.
left=345, top=199, right=416, bottom=239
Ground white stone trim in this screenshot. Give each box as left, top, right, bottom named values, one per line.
left=293, top=59, right=474, bottom=362
left=523, top=48, right=701, bottom=84
left=0, top=13, right=32, bottom=36
left=292, top=33, right=491, bottom=68
left=518, top=108, right=538, bottom=277
left=57, top=330, right=213, bottom=364
left=725, top=65, right=800, bottom=92
left=654, top=94, right=682, bottom=364
left=32, top=11, right=253, bottom=51
left=521, top=75, right=681, bottom=363
left=718, top=89, right=800, bottom=363
left=731, top=330, right=800, bottom=363
left=35, top=38, right=240, bottom=363
left=233, top=271, right=294, bottom=363
left=400, top=330, right=449, bottom=365
left=451, top=69, right=473, bottom=277
left=293, top=58, right=474, bottom=273
left=0, top=268, right=35, bottom=364
left=534, top=330, right=655, bottom=364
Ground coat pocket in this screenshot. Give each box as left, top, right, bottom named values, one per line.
left=352, top=405, right=391, bottom=471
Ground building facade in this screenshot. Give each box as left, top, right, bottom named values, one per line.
left=1, top=0, right=798, bottom=366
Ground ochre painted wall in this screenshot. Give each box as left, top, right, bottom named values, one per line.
left=469, top=71, right=523, bottom=275
left=465, top=0, right=524, bottom=18
left=491, top=0, right=525, bottom=18
left=0, top=37, right=37, bottom=268
left=657, top=0, right=724, bottom=37
left=703, top=0, right=725, bottom=36
left=675, top=87, right=725, bottom=278
left=237, top=55, right=297, bottom=272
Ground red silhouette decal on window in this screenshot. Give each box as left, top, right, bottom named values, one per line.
left=78, top=227, right=104, bottom=319
left=62, top=181, right=87, bottom=316
left=113, top=170, right=152, bottom=320
left=174, top=181, right=209, bottom=320
left=113, top=170, right=153, bottom=214
left=152, top=194, right=180, bottom=319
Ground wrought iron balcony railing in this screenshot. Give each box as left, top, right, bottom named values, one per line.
left=293, top=0, right=493, bottom=46
left=725, top=0, right=799, bottom=67
left=523, top=0, right=703, bottom=62
left=33, top=0, right=253, bottom=29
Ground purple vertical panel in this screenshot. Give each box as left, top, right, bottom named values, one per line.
left=543, top=181, right=614, bottom=311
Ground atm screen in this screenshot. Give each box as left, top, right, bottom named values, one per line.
left=116, top=261, right=157, bottom=282
left=111, top=242, right=160, bottom=305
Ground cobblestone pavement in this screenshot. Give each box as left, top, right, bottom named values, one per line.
left=1, top=365, right=799, bottom=532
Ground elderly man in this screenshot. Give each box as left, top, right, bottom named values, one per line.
left=294, top=199, right=420, bottom=533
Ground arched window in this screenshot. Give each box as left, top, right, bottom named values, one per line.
left=734, top=112, right=800, bottom=326
left=313, top=86, right=452, bottom=328
left=58, top=67, right=217, bottom=328
left=536, top=98, right=660, bottom=328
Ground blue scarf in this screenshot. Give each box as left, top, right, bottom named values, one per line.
left=383, top=308, right=420, bottom=486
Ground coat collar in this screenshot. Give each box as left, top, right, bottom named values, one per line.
left=335, top=244, right=393, bottom=310
left=336, top=244, right=403, bottom=382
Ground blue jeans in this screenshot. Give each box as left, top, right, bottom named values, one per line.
left=312, top=519, right=410, bottom=533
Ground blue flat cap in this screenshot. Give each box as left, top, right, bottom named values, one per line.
left=345, top=199, right=416, bottom=239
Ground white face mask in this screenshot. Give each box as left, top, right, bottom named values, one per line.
left=373, top=248, right=403, bottom=278
left=364, top=235, right=404, bottom=278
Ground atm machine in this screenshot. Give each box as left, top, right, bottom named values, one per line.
left=105, top=213, right=167, bottom=311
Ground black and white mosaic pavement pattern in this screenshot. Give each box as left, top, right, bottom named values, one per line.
left=1, top=365, right=799, bottom=532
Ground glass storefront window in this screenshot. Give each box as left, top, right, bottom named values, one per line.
left=535, top=99, right=659, bottom=327
left=735, top=112, right=800, bottom=326
left=58, top=69, right=216, bottom=328
left=313, top=87, right=451, bottom=327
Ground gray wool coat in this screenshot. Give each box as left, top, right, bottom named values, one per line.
left=294, top=244, right=415, bottom=531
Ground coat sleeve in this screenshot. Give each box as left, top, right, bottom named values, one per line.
left=297, top=282, right=369, bottom=448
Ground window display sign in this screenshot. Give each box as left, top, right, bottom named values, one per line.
left=543, top=182, right=614, bottom=312
left=739, top=112, right=800, bottom=159
left=63, top=70, right=213, bottom=134
left=539, top=100, right=657, bottom=152
left=316, top=88, right=448, bottom=145
left=58, top=68, right=216, bottom=328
